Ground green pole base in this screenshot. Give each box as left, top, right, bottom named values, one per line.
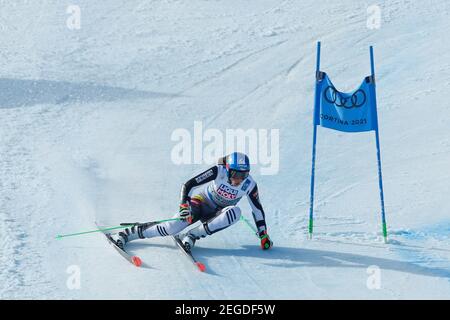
left=382, top=222, right=388, bottom=244
left=308, top=218, right=313, bottom=239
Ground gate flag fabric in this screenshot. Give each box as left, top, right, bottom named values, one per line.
left=308, top=42, right=388, bottom=243
left=315, top=73, right=377, bottom=132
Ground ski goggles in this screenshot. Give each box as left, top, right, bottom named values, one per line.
left=229, top=169, right=249, bottom=180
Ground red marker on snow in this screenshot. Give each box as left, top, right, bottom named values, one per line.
left=132, top=256, right=142, bottom=267
left=196, top=262, right=206, bottom=272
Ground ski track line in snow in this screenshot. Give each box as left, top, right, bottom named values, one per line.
left=227, top=248, right=266, bottom=298
left=204, top=53, right=306, bottom=127
left=183, top=39, right=290, bottom=93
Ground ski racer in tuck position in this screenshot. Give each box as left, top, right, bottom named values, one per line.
left=111, top=152, right=273, bottom=251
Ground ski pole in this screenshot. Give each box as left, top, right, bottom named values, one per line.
left=55, top=217, right=184, bottom=239
left=240, top=215, right=260, bottom=239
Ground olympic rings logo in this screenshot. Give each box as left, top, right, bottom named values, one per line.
left=323, top=86, right=367, bottom=109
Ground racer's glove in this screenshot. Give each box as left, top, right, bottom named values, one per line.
left=259, top=230, right=273, bottom=250
left=179, top=202, right=193, bottom=224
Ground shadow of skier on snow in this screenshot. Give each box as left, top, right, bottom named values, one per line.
left=191, top=245, right=450, bottom=280
left=127, top=240, right=450, bottom=279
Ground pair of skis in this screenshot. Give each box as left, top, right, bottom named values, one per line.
left=96, top=221, right=205, bottom=272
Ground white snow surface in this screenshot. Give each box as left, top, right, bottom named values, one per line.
left=1, top=0, right=450, bottom=299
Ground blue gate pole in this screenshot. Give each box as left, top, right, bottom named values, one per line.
left=370, top=46, right=388, bottom=243
left=308, top=41, right=321, bottom=239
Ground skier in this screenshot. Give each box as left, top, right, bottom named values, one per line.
left=111, top=152, right=273, bottom=251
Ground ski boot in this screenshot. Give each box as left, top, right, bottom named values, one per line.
left=110, top=223, right=146, bottom=249
left=181, top=223, right=209, bottom=251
